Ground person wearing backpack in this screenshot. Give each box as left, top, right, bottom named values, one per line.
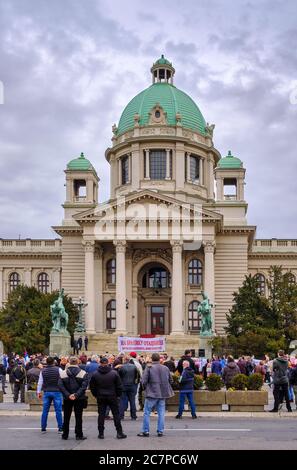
left=270, top=350, right=292, bottom=412
left=27, top=359, right=42, bottom=391
left=58, top=356, right=88, bottom=440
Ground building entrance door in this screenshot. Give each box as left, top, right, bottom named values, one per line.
left=151, top=305, right=165, bottom=334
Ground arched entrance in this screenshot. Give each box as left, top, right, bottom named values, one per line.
left=136, top=261, right=171, bottom=335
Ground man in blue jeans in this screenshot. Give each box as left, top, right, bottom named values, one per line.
left=37, top=356, right=63, bottom=433
left=175, top=360, right=197, bottom=419
left=137, top=353, right=174, bottom=437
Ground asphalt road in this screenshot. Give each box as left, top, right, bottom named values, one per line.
left=0, top=415, right=296, bottom=450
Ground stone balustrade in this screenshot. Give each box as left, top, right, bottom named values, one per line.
left=252, top=239, right=297, bottom=252
left=0, top=239, right=62, bottom=252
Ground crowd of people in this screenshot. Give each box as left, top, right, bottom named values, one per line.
left=0, top=348, right=296, bottom=439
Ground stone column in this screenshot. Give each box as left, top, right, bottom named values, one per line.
left=84, top=240, right=96, bottom=334
left=110, top=155, right=116, bottom=199
left=24, top=269, right=32, bottom=287
left=114, top=240, right=127, bottom=334
left=203, top=241, right=215, bottom=331
left=165, top=148, right=171, bottom=179
left=131, top=143, right=140, bottom=190
left=0, top=268, right=3, bottom=308
left=144, top=149, right=150, bottom=179
left=175, top=142, right=185, bottom=189
left=94, top=246, right=104, bottom=333
left=87, top=179, right=93, bottom=202
left=132, top=284, right=138, bottom=336
left=170, top=240, right=184, bottom=335
left=208, top=154, right=214, bottom=199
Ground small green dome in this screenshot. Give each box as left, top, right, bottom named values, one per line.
left=117, top=82, right=206, bottom=136
left=67, top=152, right=95, bottom=171
left=154, top=54, right=172, bottom=66
left=218, top=150, right=243, bottom=169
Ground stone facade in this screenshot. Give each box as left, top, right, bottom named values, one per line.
left=1, top=57, right=296, bottom=355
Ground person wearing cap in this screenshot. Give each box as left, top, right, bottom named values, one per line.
left=90, top=356, right=127, bottom=440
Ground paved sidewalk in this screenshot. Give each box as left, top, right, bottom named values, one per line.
left=2, top=381, right=296, bottom=417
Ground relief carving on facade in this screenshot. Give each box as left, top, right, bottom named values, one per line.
left=132, top=248, right=172, bottom=266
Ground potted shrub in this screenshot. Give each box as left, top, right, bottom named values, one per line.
left=226, top=373, right=268, bottom=411
left=166, top=372, right=204, bottom=411
left=196, top=374, right=226, bottom=411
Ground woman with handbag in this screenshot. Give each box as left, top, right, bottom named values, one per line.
left=58, top=356, right=88, bottom=440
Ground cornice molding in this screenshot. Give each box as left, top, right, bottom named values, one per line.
left=249, top=253, right=297, bottom=259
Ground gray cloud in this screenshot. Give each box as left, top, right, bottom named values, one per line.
left=0, top=0, right=296, bottom=239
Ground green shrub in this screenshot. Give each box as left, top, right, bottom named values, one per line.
left=193, top=374, right=204, bottom=390
left=172, top=371, right=180, bottom=390
left=205, top=373, right=223, bottom=391
left=247, top=373, right=263, bottom=391
left=231, top=374, right=248, bottom=390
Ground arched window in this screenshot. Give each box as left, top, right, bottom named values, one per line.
left=188, top=301, right=201, bottom=331
left=37, top=272, right=49, bottom=293
left=107, top=258, right=116, bottom=284
left=188, top=259, right=203, bottom=285
left=284, top=272, right=296, bottom=285
left=9, top=272, right=20, bottom=292
left=142, top=267, right=170, bottom=288
left=254, top=274, right=266, bottom=295
left=106, top=300, right=116, bottom=330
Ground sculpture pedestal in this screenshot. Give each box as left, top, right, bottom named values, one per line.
left=198, top=335, right=213, bottom=359
left=49, top=332, right=71, bottom=357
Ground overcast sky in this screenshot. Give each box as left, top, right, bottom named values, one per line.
left=0, top=0, right=296, bottom=239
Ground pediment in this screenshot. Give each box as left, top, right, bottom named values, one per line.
left=73, top=190, right=222, bottom=226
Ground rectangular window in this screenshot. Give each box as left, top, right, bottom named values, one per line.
left=190, top=155, right=199, bottom=181
left=150, top=150, right=166, bottom=180
left=121, top=156, right=129, bottom=184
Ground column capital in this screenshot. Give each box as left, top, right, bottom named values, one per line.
left=170, top=240, right=183, bottom=253
left=83, top=240, right=95, bottom=252
left=203, top=240, right=216, bottom=253
left=113, top=240, right=127, bottom=253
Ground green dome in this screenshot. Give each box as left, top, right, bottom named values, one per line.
left=67, top=152, right=95, bottom=171
left=218, top=151, right=243, bottom=169
left=154, top=54, right=172, bottom=66
left=117, top=82, right=206, bottom=136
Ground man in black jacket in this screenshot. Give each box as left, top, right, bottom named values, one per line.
left=118, top=356, right=139, bottom=420
left=12, top=360, right=26, bottom=403
left=90, top=357, right=126, bottom=439
left=270, top=350, right=292, bottom=412
left=59, top=356, right=88, bottom=440
left=177, top=350, right=196, bottom=374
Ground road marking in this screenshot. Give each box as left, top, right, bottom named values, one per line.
left=165, top=428, right=251, bottom=432
left=7, top=428, right=74, bottom=430
left=5, top=427, right=251, bottom=432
